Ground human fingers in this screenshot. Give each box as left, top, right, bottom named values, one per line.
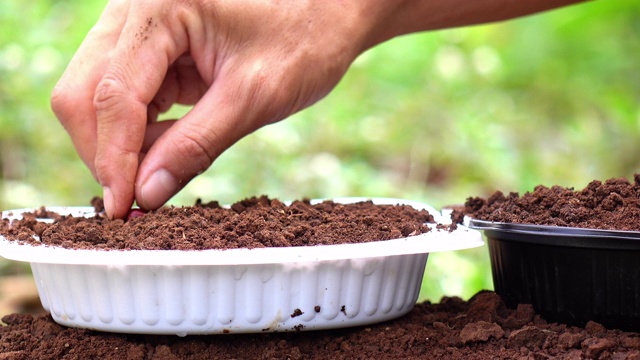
left=134, top=50, right=345, bottom=211
left=133, top=1, right=362, bottom=210
left=147, top=55, right=207, bottom=122
left=50, top=0, right=129, bottom=177
left=142, top=120, right=176, bottom=153
left=135, top=66, right=271, bottom=210
left=93, top=1, right=189, bottom=219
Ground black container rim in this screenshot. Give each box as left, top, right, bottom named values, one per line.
left=468, top=218, right=640, bottom=250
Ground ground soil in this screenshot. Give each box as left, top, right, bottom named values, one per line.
left=3, top=191, right=640, bottom=359
left=3, top=291, right=640, bottom=359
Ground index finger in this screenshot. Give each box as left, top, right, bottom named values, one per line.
left=93, top=3, right=188, bottom=219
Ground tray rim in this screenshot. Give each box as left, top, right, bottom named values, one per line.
left=468, top=218, right=640, bottom=250
left=0, top=198, right=484, bottom=266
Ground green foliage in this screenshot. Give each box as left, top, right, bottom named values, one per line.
left=0, top=0, right=104, bottom=208
left=0, top=0, right=638, bottom=302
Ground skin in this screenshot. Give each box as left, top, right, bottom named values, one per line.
left=51, top=0, right=581, bottom=219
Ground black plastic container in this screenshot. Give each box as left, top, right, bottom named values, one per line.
left=469, top=219, right=640, bottom=331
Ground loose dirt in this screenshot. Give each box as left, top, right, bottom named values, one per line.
left=2, top=291, right=639, bottom=359
left=3, top=191, right=640, bottom=359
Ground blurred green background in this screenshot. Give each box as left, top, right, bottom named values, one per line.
left=0, top=0, right=638, bottom=304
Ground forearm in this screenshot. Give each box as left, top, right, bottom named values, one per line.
left=354, top=0, right=585, bottom=52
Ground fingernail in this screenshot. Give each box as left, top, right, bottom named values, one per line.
left=103, top=186, right=115, bottom=219
left=139, top=169, right=178, bottom=209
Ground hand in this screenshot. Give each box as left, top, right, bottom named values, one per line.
left=51, top=0, right=378, bottom=219
left=51, top=0, right=579, bottom=219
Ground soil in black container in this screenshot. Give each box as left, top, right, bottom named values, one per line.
left=465, top=174, right=640, bottom=230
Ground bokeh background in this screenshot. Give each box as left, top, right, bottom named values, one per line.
left=0, top=0, right=638, bottom=307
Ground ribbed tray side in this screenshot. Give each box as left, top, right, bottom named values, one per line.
left=31, top=253, right=428, bottom=335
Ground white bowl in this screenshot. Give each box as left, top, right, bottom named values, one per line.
left=0, top=198, right=483, bottom=335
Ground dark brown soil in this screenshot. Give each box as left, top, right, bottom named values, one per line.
left=4, top=188, right=640, bottom=358
left=465, top=175, right=640, bottom=230
left=1, top=196, right=434, bottom=250
left=2, top=291, right=639, bottom=359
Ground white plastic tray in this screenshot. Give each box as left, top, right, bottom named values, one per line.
left=0, top=198, right=483, bottom=335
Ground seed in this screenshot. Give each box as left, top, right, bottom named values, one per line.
left=126, top=209, right=147, bottom=221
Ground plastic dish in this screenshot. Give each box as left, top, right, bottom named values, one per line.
left=468, top=218, right=640, bottom=331
left=0, top=198, right=483, bottom=335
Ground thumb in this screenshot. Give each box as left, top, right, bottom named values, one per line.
left=135, top=77, right=257, bottom=210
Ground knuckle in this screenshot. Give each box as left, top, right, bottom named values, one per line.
left=94, top=149, right=138, bottom=185
left=174, top=126, right=220, bottom=174
left=93, top=157, right=111, bottom=180
left=93, top=155, right=118, bottom=185
left=93, top=71, right=129, bottom=113
left=50, top=83, right=74, bottom=123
